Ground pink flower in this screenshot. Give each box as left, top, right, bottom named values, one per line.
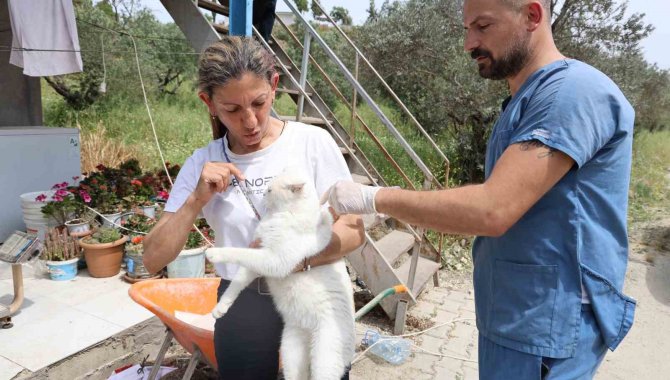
left=55, top=189, right=69, bottom=197
left=157, top=190, right=169, bottom=200
left=72, top=176, right=80, bottom=182
left=35, top=194, right=47, bottom=202
left=53, top=195, right=63, bottom=202
left=79, top=190, right=92, bottom=203
left=131, top=179, right=143, bottom=187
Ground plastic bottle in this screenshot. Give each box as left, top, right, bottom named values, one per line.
left=362, top=329, right=411, bottom=365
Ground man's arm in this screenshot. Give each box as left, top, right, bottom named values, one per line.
left=373, top=140, right=574, bottom=236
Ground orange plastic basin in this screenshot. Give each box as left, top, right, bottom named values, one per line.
left=128, top=278, right=219, bottom=370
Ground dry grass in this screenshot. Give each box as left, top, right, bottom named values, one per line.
left=79, top=121, right=137, bottom=173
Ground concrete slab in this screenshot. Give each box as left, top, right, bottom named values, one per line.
left=0, top=356, right=23, bottom=380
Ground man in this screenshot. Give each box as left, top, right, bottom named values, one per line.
left=322, top=0, right=636, bottom=378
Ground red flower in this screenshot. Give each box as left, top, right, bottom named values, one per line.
left=96, top=164, right=106, bottom=171
left=131, top=179, right=143, bottom=186
left=131, top=236, right=144, bottom=244
left=100, top=185, right=108, bottom=191
left=91, top=179, right=98, bottom=185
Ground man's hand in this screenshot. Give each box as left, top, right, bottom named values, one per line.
left=320, top=181, right=381, bottom=215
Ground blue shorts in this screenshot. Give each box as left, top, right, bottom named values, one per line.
left=478, top=304, right=607, bottom=379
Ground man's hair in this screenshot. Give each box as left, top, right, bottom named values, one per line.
left=502, top=0, right=551, bottom=22
left=502, top=0, right=551, bottom=13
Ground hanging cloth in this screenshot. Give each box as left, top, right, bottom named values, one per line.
left=8, top=0, right=83, bottom=76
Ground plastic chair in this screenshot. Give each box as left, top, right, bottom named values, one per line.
left=128, top=278, right=219, bottom=379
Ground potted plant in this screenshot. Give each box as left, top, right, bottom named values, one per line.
left=37, top=181, right=92, bottom=233
left=79, top=168, right=122, bottom=228
left=40, top=228, right=81, bottom=281
left=167, top=219, right=213, bottom=278
left=123, top=214, right=157, bottom=279
left=125, top=176, right=158, bottom=218
left=79, top=227, right=127, bottom=278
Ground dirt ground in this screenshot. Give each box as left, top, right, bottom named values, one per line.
left=596, top=213, right=670, bottom=379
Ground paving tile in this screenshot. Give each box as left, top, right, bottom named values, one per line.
left=0, top=307, right=125, bottom=371
left=0, top=294, right=70, bottom=326
left=0, top=356, right=24, bottom=379
left=41, top=272, right=130, bottom=307
left=72, top=286, right=152, bottom=329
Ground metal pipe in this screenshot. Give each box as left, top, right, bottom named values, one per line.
left=350, top=53, right=359, bottom=148
left=310, top=0, right=450, bottom=168
left=296, top=32, right=311, bottom=121
left=8, top=264, right=24, bottom=315
left=281, top=0, right=434, bottom=183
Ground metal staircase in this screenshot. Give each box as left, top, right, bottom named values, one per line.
left=161, top=0, right=451, bottom=334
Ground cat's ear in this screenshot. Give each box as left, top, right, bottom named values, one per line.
left=287, top=183, right=305, bottom=193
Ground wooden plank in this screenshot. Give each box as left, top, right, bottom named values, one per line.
left=374, top=230, right=415, bottom=265
left=279, top=115, right=329, bottom=125
left=396, top=255, right=441, bottom=296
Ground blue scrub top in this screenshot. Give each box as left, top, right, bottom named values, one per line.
left=473, top=59, right=636, bottom=358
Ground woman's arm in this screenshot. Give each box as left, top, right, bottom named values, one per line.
left=143, top=162, right=244, bottom=273
left=303, top=214, right=365, bottom=269
left=143, top=196, right=203, bottom=273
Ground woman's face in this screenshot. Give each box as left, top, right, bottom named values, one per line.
left=200, top=72, right=279, bottom=152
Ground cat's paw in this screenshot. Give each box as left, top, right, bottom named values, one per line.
left=211, top=302, right=231, bottom=319
left=205, top=248, right=228, bottom=264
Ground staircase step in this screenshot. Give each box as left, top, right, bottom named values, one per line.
left=352, top=173, right=373, bottom=185
left=276, top=88, right=312, bottom=96
left=339, top=146, right=355, bottom=155
left=279, top=115, right=330, bottom=125
left=198, top=0, right=228, bottom=15
left=396, top=256, right=441, bottom=296
left=375, top=230, right=415, bottom=265
left=361, top=214, right=389, bottom=229
left=212, top=23, right=229, bottom=34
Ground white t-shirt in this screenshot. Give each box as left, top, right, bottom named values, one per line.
left=164, top=122, right=352, bottom=280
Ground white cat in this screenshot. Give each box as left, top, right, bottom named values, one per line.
left=205, top=171, right=355, bottom=380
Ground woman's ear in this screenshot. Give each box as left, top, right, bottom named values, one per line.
left=270, top=72, right=280, bottom=91
left=198, top=91, right=215, bottom=114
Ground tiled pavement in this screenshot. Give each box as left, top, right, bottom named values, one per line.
left=352, top=285, right=479, bottom=380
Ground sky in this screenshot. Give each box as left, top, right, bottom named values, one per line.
left=141, top=0, right=669, bottom=69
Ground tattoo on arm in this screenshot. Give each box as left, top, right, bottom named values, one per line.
left=518, top=140, right=556, bottom=158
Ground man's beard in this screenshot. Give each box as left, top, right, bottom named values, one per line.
left=471, top=34, right=531, bottom=80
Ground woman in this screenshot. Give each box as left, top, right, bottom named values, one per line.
left=143, top=37, right=364, bottom=380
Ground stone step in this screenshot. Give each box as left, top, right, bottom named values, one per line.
left=375, top=230, right=415, bottom=265
left=351, top=173, right=373, bottom=185
left=276, top=87, right=312, bottom=96
left=396, top=255, right=441, bottom=296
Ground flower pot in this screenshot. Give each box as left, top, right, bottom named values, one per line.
left=167, top=248, right=206, bottom=278
left=79, top=235, right=128, bottom=278
left=140, top=204, right=157, bottom=219
left=65, top=219, right=91, bottom=236
left=45, top=258, right=79, bottom=281
left=126, top=252, right=154, bottom=279
left=100, top=212, right=122, bottom=228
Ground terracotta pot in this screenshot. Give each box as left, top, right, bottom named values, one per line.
left=79, top=235, right=128, bottom=278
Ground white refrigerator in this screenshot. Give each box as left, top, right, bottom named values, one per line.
left=0, top=127, right=81, bottom=243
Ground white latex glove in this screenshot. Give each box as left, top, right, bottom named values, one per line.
left=320, top=180, right=382, bottom=215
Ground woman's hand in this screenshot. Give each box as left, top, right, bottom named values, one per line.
left=193, top=162, right=245, bottom=206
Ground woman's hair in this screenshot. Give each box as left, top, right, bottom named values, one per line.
left=198, top=37, right=277, bottom=139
